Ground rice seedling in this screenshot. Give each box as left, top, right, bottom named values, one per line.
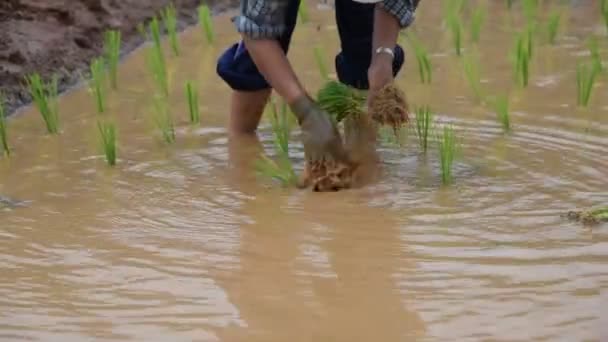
left=512, top=31, right=531, bottom=88
left=406, top=33, right=432, bottom=84
left=494, top=94, right=511, bottom=133
left=149, top=17, right=165, bottom=65
left=447, top=14, right=463, bottom=56
left=25, top=73, right=59, bottom=134
left=522, top=0, right=539, bottom=24
left=0, top=93, right=9, bottom=156
left=546, top=10, right=560, bottom=45
left=470, top=6, right=486, bottom=43
left=576, top=61, right=600, bottom=107
left=588, top=37, right=603, bottom=73
left=89, top=57, right=106, bottom=114
left=298, top=0, right=309, bottom=24
left=152, top=95, right=175, bottom=144
left=161, top=4, right=179, bottom=56
left=414, top=105, right=434, bottom=153
left=146, top=45, right=169, bottom=97
left=437, top=124, right=458, bottom=185
left=462, top=53, right=483, bottom=102
left=316, top=80, right=365, bottom=123
left=185, top=81, right=200, bottom=124
left=198, top=5, right=215, bottom=44
left=104, top=30, right=121, bottom=89
left=314, top=46, right=329, bottom=80
left=97, top=119, right=117, bottom=166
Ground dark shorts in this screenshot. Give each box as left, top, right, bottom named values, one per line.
left=216, top=0, right=405, bottom=91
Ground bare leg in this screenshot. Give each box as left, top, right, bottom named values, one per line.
left=229, top=89, right=272, bottom=136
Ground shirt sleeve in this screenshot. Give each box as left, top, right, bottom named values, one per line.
left=234, top=0, right=291, bottom=39
left=379, top=0, right=419, bottom=28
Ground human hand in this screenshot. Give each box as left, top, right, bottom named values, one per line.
left=367, top=53, right=394, bottom=108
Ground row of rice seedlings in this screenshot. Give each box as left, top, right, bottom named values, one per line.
left=512, top=30, right=532, bottom=88
left=255, top=99, right=298, bottom=187
left=546, top=10, right=561, bottom=45
left=161, top=3, right=180, bottom=56
left=316, top=80, right=365, bottom=123
left=314, top=46, right=330, bottom=80
left=89, top=57, right=107, bottom=114
left=198, top=5, right=215, bottom=44
left=104, top=30, right=121, bottom=89
left=588, top=37, right=603, bottom=73
left=152, top=94, right=175, bottom=144
left=185, top=81, right=200, bottom=124
left=406, top=33, right=432, bottom=84
left=0, top=93, right=9, bottom=156
left=437, top=124, right=458, bottom=186
left=494, top=94, right=511, bottom=133
left=462, top=52, right=483, bottom=102
left=414, top=105, right=434, bottom=153
left=576, top=61, right=600, bottom=107
left=298, top=0, right=309, bottom=24
left=470, top=6, right=486, bottom=43
left=97, top=119, right=117, bottom=166
left=25, top=73, right=60, bottom=134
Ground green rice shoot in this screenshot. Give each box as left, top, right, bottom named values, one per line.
left=314, top=46, right=329, bottom=80
left=512, top=31, right=531, bottom=88
left=588, top=37, right=603, bottom=73
left=316, top=80, right=365, bottom=123
left=298, top=0, right=309, bottom=24
left=462, top=53, right=483, bottom=102
left=198, top=5, right=215, bottom=44
left=406, top=33, right=432, bottom=84
left=414, top=105, right=434, bottom=153
left=25, top=73, right=60, bottom=134
left=89, top=57, right=106, bottom=115
left=104, top=30, right=121, bottom=89
left=97, top=119, right=117, bottom=166
left=438, top=124, right=458, bottom=185
left=185, top=81, right=200, bottom=124
left=0, top=93, right=9, bottom=156
left=470, top=6, right=486, bottom=43
left=447, top=14, right=463, bottom=56
left=494, top=94, right=511, bottom=133
left=146, top=45, right=169, bottom=97
left=161, top=3, right=180, bottom=56
left=546, top=11, right=560, bottom=45
left=152, top=94, right=175, bottom=144
left=576, top=61, right=600, bottom=107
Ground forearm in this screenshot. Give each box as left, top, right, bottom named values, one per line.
left=242, top=37, right=305, bottom=104
left=371, top=5, right=401, bottom=65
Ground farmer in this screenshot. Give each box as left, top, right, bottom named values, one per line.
left=217, top=0, right=420, bottom=163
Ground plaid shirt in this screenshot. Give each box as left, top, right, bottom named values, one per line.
left=235, top=0, right=419, bottom=39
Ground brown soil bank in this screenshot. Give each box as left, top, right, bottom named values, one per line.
left=0, top=0, right=237, bottom=115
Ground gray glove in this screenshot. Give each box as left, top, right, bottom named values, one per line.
left=289, top=94, right=351, bottom=164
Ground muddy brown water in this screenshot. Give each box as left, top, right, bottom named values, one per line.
left=2, top=3, right=608, bottom=341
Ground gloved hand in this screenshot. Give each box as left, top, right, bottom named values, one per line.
left=289, top=94, right=351, bottom=164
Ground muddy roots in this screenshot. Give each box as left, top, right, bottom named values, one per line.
left=369, top=83, right=410, bottom=129
left=298, top=157, right=356, bottom=192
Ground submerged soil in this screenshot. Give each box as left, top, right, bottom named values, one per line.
left=0, top=0, right=237, bottom=115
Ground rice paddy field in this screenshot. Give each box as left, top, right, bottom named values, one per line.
left=1, top=0, right=608, bottom=341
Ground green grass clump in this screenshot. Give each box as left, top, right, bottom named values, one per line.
left=255, top=100, right=298, bottom=187
left=314, top=46, right=329, bottom=80
left=298, top=0, right=309, bottom=24
left=89, top=57, right=107, bottom=114
left=546, top=11, right=561, bottom=45
left=316, top=80, right=365, bottom=123
left=588, top=37, right=603, bottom=73
left=462, top=53, right=483, bottom=102
left=414, top=105, right=434, bottom=153
left=152, top=95, right=175, bottom=144
left=162, top=4, right=179, bottom=56
left=185, top=81, right=200, bottom=124
left=198, top=5, right=215, bottom=44
left=97, top=119, right=117, bottom=166
left=0, top=94, right=9, bottom=156
left=406, top=33, right=432, bottom=84
left=494, top=94, right=511, bottom=133
left=437, top=124, right=458, bottom=185
left=470, top=6, right=486, bottom=43
left=25, top=73, right=60, bottom=134
left=512, top=30, right=532, bottom=88
left=576, top=62, right=600, bottom=107
left=104, top=30, right=121, bottom=89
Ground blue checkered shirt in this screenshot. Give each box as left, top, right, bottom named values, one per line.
left=235, top=0, right=419, bottom=39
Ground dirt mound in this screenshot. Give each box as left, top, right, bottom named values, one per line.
left=0, top=0, right=236, bottom=115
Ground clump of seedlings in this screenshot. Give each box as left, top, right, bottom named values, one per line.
left=25, top=73, right=60, bottom=134
left=470, top=6, right=486, bottom=43
left=414, top=105, right=434, bottom=153
left=546, top=10, right=561, bottom=45
left=494, top=94, right=511, bottom=133
left=437, top=124, right=459, bottom=185
left=512, top=30, right=532, bottom=88
left=162, top=3, right=180, bottom=56
left=565, top=206, right=608, bottom=226
left=89, top=57, right=107, bottom=114
left=97, top=119, right=117, bottom=166
left=406, top=33, right=432, bottom=84
left=104, top=30, right=121, bottom=89
left=152, top=94, right=175, bottom=144
left=316, top=80, right=366, bottom=123
left=198, top=5, right=215, bottom=44
left=313, top=46, right=329, bottom=80
left=146, top=19, right=169, bottom=98
left=576, top=61, right=600, bottom=107
left=0, top=93, right=9, bottom=156
left=368, top=83, right=410, bottom=130
left=185, top=81, right=200, bottom=124
left=462, top=52, right=483, bottom=102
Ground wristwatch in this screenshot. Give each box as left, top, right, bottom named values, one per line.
left=375, top=47, right=395, bottom=59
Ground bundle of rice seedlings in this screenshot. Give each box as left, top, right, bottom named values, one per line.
left=577, top=61, right=600, bottom=107
left=97, top=119, right=117, bottom=166
left=414, top=105, right=434, bottom=153
left=316, top=80, right=366, bottom=123
left=25, top=73, right=60, bottom=134
left=437, top=124, right=459, bottom=185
